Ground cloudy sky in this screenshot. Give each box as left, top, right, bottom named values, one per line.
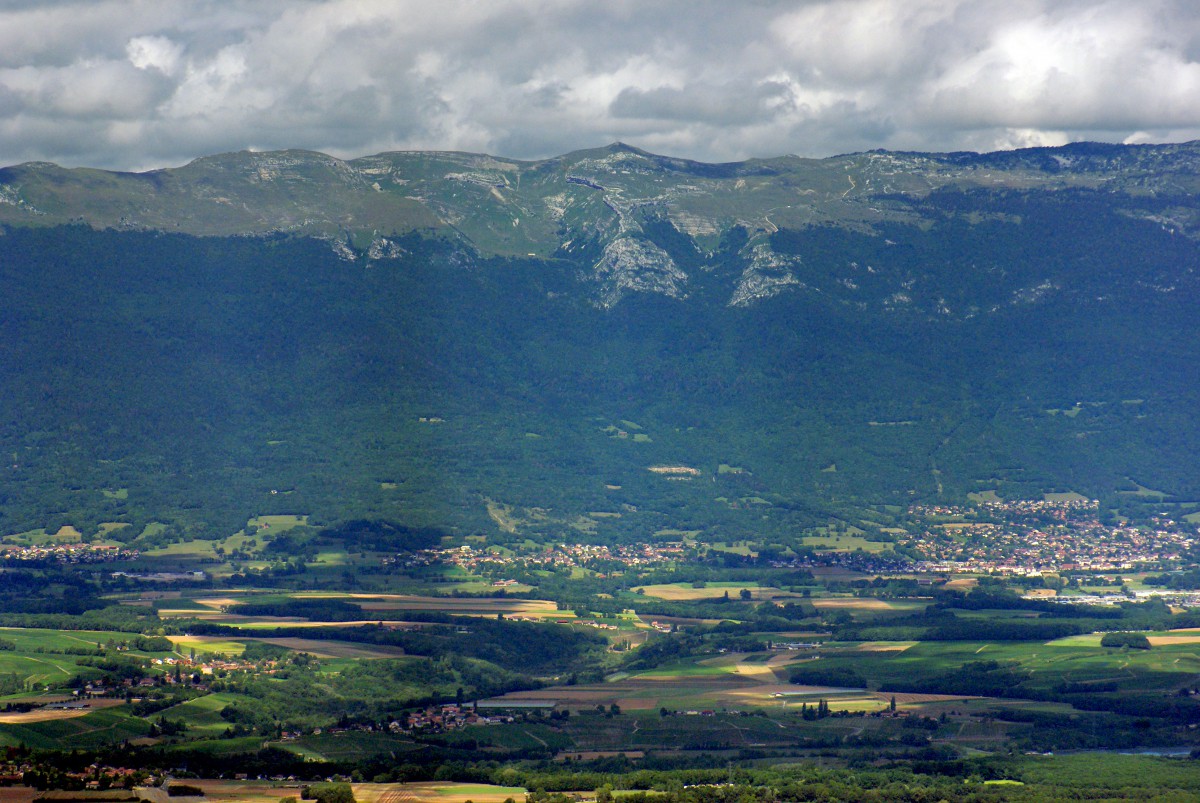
left=2, top=0, right=1199, bottom=171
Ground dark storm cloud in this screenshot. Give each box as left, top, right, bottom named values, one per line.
left=0, top=0, right=1198, bottom=170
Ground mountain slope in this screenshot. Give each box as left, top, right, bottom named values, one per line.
left=1, top=142, right=1198, bottom=543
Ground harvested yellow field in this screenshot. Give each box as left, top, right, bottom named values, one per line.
left=1148, top=635, right=1200, bottom=645
left=731, top=661, right=778, bottom=680
left=193, top=597, right=244, bottom=608
left=0, top=698, right=123, bottom=724
left=811, top=597, right=896, bottom=610
left=856, top=641, right=917, bottom=652
left=386, top=783, right=527, bottom=803
left=634, top=583, right=771, bottom=601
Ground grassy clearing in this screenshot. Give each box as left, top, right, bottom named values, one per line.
left=1, top=529, right=47, bottom=545
left=160, top=692, right=250, bottom=734
left=1042, top=491, right=1089, bottom=503
left=142, top=539, right=221, bottom=557
left=800, top=534, right=889, bottom=553
left=249, top=514, right=308, bottom=533
left=1045, top=633, right=1105, bottom=647
left=167, top=635, right=248, bottom=656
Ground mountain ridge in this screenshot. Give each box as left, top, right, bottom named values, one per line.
left=4, top=140, right=1199, bottom=311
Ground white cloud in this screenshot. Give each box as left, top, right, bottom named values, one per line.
left=127, top=35, right=184, bottom=76
left=0, top=0, right=1197, bottom=170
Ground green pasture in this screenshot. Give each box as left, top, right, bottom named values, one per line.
left=0, top=627, right=121, bottom=652
left=1, top=528, right=48, bottom=545
left=636, top=661, right=737, bottom=679
left=169, top=636, right=249, bottom=656
left=800, top=534, right=889, bottom=553
left=0, top=627, right=191, bottom=689
left=159, top=692, right=255, bottom=735
left=1042, top=491, right=1090, bottom=503
left=249, top=514, right=308, bottom=533
left=142, top=539, right=222, bottom=557
left=158, top=735, right=266, bottom=756
left=0, top=653, right=83, bottom=688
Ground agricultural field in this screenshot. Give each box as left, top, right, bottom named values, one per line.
left=6, top=505, right=1200, bottom=801
left=632, top=583, right=800, bottom=601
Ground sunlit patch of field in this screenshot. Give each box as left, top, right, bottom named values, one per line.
left=1043, top=491, right=1089, bottom=503
left=1, top=528, right=47, bottom=545
left=378, top=783, right=527, bottom=803
left=188, top=780, right=307, bottom=803
left=142, top=539, right=222, bottom=557
left=485, top=653, right=895, bottom=712
left=633, top=583, right=787, bottom=601
left=165, top=592, right=565, bottom=626
left=944, top=577, right=978, bottom=590
left=0, top=698, right=124, bottom=723
left=251, top=637, right=405, bottom=658
left=706, top=541, right=755, bottom=556
left=249, top=514, right=308, bottom=532
left=1045, top=633, right=1105, bottom=647
left=168, top=635, right=248, bottom=655
left=730, top=660, right=778, bottom=680
left=810, top=597, right=909, bottom=611
left=1, top=527, right=86, bottom=546
left=339, top=593, right=560, bottom=616
left=166, top=634, right=406, bottom=659
left=191, top=597, right=244, bottom=608
left=488, top=669, right=764, bottom=712
left=800, top=534, right=889, bottom=553
left=1147, top=635, right=1200, bottom=646
left=856, top=641, right=917, bottom=652
left=727, top=684, right=883, bottom=711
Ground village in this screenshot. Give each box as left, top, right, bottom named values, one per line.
left=388, top=498, right=1200, bottom=582
left=387, top=540, right=692, bottom=574
left=0, top=542, right=139, bottom=564
left=901, top=498, right=1198, bottom=575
